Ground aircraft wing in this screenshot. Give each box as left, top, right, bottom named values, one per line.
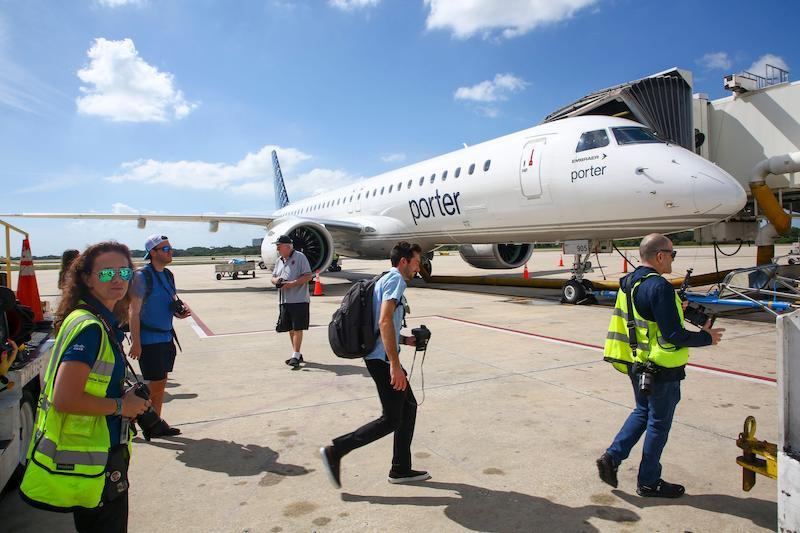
left=0, top=212, right=367, bottom=234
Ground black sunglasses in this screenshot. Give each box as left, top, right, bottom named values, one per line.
left=659, top=249, right=677, bottom=259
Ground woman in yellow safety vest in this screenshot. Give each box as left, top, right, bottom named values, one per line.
left=20, top=241, right=150, bottom=533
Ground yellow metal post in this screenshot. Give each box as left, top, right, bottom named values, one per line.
left=736, top=416, right=778, bottom=491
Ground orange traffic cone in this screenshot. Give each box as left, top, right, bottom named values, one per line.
left=622, top=252, right=628, bottom=273
left=558, top=254, right=564, bottom=267
left=312, top=270, right=324, bottom=296
left=17, top=238, right=43, bottom=321
left=523, top=263, right=529, bottom=279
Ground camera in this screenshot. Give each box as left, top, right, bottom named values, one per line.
left=129, top=382, right=162, bottom=434
left=169, top=298, right=188, bottom=317
left=411, top=325, right=431, bottom=351
left=636, top=364, right=659, bottom=395
left=683, top=303, right=714, bottom=328
left=275, top=278, right=285, bottom=289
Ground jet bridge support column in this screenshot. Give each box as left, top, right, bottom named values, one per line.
left=778, top=308, right=800, bottom=530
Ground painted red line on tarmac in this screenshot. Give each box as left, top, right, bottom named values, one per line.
left=431, top=315, right=777, bottom=384
left=190, top=312, right=215, bottom=336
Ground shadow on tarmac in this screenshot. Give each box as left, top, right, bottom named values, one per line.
left=612, top=489, right=776, bottom=530
left=162, top=391, right=199, bottom=403
left=342, top=481, right=640, bottom=532
left=142, top=436, right=312, bottom=478
left=299, top=361, right=369, bottom=377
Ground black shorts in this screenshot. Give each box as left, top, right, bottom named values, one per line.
left=138, top=342, right=177, bottom=381
left=276, top=303, right=310, bottom=332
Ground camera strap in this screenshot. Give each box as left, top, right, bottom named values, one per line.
left=623, top=281, right=639, bottom=361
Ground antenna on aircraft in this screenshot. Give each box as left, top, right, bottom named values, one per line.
left=462, top=143, right=468, bottom=148
left=272, top=150, right=290, bottom=210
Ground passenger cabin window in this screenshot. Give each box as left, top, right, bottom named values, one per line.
left=455, top=167, right=461, bottom=178
left=468, top=163, right=475, bottom=175
left=484, top=160, right=491, bottom=171
left=419, top=176, right=424, bottom=186
left=388, top=184, right=393, bottom=193
left=576, top=129, right=610, bottom=152
left=407, top=179, right=412, bottom=189
left=612, top=127, right=664, bottom=145
left=430, top=173, right=435, bottom=184
left=442, top=170, right=448, bottom=181
left=380, top=186, right=384, bottom=195
left=397, top=182, right=402, bottom=191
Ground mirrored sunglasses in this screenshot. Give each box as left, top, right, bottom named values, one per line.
left=156, top=245, right=173, bottom=253
left=97, top=267, right=133, bottom=283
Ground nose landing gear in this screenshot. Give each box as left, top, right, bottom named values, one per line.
left=561, top=253, right=598, bottom=305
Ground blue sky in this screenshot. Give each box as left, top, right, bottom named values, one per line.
left=0, top=0, right=796, bottom=256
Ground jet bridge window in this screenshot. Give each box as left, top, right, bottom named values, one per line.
left=612, top=127, right=664, bottom=145
left=576, top=129, right=609, bottom=152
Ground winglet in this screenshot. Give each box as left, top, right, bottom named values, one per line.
left=272, top=150, right=290, bottom=210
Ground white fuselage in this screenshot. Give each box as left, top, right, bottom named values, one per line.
left=268, top=116, right=747, bottom=260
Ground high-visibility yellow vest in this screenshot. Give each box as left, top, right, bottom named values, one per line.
left=604, top=273, right=689, bottom=373
left=20, top=306, right=131, bottom=511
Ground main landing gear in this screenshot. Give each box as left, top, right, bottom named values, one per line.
left=561, top=253, right=597, bottom=305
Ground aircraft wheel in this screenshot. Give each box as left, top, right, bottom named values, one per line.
left=561, top=280, right=586, bottom=305
left=581, top=279, right=594, bottom=291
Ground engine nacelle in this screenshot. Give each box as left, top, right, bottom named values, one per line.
left=261, top=219, right=334, bottom=273
left=458, top=244, right=533, bottom=269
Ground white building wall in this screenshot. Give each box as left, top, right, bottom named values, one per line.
left=697, top=81, right=800, bottom=189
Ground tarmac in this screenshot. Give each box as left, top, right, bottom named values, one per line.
left=0, top=246, right=790, bottom=532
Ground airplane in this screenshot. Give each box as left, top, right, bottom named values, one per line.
left=3, top=115, right=747, bottom=304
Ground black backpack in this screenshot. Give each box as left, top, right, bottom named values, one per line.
left=328, top=273, right=386, bottom=358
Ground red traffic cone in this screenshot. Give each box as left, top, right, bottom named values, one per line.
left=17, top=238, right=43, bottom=321
left=623, top=252, right=628, bottom=273
left=312, top=270, right=324, bottom=296
left=558, top=254, right=564, bottom=267
left=523, top=263, right=529, bottom=279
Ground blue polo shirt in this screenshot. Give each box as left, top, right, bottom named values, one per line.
left=364, top=268, right=406, bottom=362
left=60, top=295, right=126, bottom=446
left=132, top=264, right=175, bottom=345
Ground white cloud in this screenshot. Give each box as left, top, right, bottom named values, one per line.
left=96, top=0, right=144, bottom=7
left=76, top=38, right=198, bottom=122
left=697, top=52, right=731, bottom=71
left=425, top=0, right=598, bottom=40
left=477, top=106, right=498, bottom=118
left=329, top=0, right=380, bottom=10
left=111, top=202, right=138, bottom=214
left=106, top=145, right=312, bottom=194
left=290, top=168, right=359, bottom=197
left=454, top=73, right=527, bottom=103
left=748, top=54, right=789, bottom=77
left=381, top=153, right=406, bottom=163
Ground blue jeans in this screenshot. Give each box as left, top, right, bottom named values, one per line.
left=606, top=372, right=682, bottom=487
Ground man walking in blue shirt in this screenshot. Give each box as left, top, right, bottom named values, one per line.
left=320, top=241, right=430, bottom=488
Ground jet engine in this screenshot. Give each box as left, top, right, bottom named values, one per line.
left=261, top=220, right=334, bottom=273
left=458, top=244, right=533, bottom=269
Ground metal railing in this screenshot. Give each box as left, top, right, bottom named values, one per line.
left=739, top=64, right=790, bottom=90
left=0, top=219, right=29, bottom=288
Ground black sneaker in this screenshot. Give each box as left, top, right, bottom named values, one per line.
left=596, top=453, right=618, bottom=488
left=319, top=446, right=341, bottom=489
left=285, top=354, right=303, bottom=367
left=388, top=469, right=431, bottom=484
left=637, top=479, right=685, bottom=498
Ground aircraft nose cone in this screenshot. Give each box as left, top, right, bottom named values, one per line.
left=692, top=163, right=747, bottom=216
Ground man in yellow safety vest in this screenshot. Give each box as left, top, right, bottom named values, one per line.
left=597, top=233, right=725, bottom=498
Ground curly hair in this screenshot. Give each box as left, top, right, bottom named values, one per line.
left=57, top=249, right=80, bottom=291
left=56, top=241, right=134, bottom=331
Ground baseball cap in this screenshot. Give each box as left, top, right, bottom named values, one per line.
left=144, top=234, right=169, bottom=259
left=273, top=235, right=293, bottom=245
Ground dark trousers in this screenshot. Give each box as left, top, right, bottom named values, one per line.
left=73, top=491, right=128, bottom=533
left=332, top=358, right=418, bottom=471
left=606, top=372, right=682, bottom=487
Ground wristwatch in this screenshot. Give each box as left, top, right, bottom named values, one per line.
left=113, top=398, right=123, bottom=416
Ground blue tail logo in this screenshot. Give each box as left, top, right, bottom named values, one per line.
left=272, top=150, right=290, bottom=210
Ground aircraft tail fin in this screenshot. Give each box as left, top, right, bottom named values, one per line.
left=272, top=150, right=290, bottom=210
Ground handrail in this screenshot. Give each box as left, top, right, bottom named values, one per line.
left=0, top=219, right=30, bottom=288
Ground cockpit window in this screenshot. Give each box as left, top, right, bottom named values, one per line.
left=612, top=127, right=664, bottom=145
left=576, top=129, right=609, bottom=152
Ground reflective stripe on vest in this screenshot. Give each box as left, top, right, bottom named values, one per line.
left=20, top=307, right=130, bottom=510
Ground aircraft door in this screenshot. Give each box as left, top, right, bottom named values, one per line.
left=520, top=138, right=545, bottom=198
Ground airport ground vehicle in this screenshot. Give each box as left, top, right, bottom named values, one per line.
left=215, top=259, right=257, bottom=280
left=0, top=329, right=52, bottom=493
